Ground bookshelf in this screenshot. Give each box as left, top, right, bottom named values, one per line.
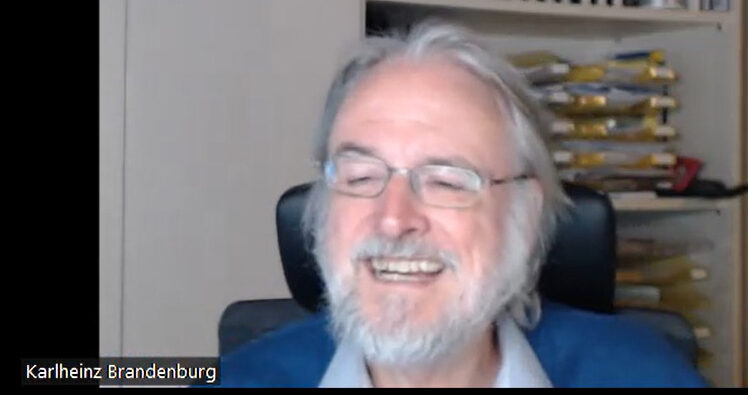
left=366, top=0, right=744, bottom=386
left=376, top=0, right=731, bottom=25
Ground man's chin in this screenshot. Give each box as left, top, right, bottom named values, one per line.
left=364, top=316, right=435, bottom=336
left=355, top=321, right=473, bottom=367
left=360, top=296, right=432, bottom=329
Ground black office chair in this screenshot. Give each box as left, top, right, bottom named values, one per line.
left=219, top=182, right=697, bottom=364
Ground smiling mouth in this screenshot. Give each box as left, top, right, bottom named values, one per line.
left=364, top=257, right=446, bottom=283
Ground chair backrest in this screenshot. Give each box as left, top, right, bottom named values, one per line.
left=218, top=299, right=312, bottom=355
left=222, top=186, right=697, bottom=363
left=276, top=182, right=617, bottom=314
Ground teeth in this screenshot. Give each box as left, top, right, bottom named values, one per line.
left=386, top=261, right=404, bottom=273
left=420, top=261, right=442, bottom=272
left=376, top=272, right=421, bottom=282
left=372, top=259, right=388, bottom=271
left=370, top=258, right=445, bottom=275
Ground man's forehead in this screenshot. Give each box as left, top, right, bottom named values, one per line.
left=341, top=58, right=501, bottom=117
left=328, top=58, right=511, bottom=169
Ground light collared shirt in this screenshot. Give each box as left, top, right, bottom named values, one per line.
left=318, top=316, right=553, bottom=388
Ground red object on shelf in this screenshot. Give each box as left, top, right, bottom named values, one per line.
left=671, top=156, right=703, bottom=192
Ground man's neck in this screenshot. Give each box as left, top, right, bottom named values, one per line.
left=367, top=326, right=499, bottom=388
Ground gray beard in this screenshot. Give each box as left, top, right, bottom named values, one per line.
left=322, top=270, right=487, bottom=366
left=315, top=211, right=533, bottom=367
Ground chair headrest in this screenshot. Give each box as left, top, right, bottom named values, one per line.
left=276, top=182, right=616, bottom=313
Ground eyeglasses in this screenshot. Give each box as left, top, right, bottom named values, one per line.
left=320, top=153, right=531, bottom=208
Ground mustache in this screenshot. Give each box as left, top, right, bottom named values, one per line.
left=351, top=235, right=459, bottom=271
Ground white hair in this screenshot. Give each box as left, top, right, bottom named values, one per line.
left=302, top=19, right=571, bottom=363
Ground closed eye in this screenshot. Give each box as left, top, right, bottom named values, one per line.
left=346, top=176, right=375, bottom=185
left=428, top=180, right=466, bottom=191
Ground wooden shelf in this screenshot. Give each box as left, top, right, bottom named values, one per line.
left=369, top=0, right=736, bottom=40
left=611, top=197, right=730, bottom=212
left=372, top=0, right=732, bottom=25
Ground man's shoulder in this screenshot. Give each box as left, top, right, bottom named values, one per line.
left=218, top=313, right=335, bottom=388
left=529, top=300, right=707, bottom=387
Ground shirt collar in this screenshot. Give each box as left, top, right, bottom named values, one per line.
left=318, top=317, right=552, bottom=388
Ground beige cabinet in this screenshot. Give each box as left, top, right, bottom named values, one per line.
left=100, top=0, right=363, bottom=358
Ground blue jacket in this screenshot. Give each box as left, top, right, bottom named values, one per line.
left=218, top=300, right=707, bottom=387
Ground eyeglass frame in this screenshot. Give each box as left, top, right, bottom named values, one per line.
left=316, top=152, right=533, bottom=208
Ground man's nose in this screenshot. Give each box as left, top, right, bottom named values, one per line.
left=374, top=174, right=429, bottom=239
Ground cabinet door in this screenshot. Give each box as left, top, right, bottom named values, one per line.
left=100, top=0, right=127, bottom=359
left=111, top=0, right=362, bottom=356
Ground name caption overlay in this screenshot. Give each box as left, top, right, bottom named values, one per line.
left=22, top=358, right=220, bottom=386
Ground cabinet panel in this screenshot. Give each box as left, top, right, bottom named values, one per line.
left=100, top=0, right=127, bottom=358
left=121, top=0, right=362, bottom=356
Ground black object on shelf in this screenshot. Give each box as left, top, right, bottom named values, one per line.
left=657, top=179, right=748, bottom=199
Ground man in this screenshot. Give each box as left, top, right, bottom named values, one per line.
left=220, top=21, right=706, bottom=387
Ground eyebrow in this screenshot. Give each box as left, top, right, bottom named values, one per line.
left=420, top=155, right=479, bottom=172
left=333, top=142, right=381, bottom=158
left=333, top=141, right=480, bottom=171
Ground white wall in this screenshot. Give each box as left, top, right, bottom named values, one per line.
left=100, top=0, right=362, bottom=357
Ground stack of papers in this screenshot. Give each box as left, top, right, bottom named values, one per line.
left=508, top=49, right=681, bottom=193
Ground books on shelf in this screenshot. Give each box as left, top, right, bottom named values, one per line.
left=553, top=150, right=676, bottom=169
left=616, top=257, right=708, bottom=285
left=614, top=283, right=710, bottom=312
left=550, top=115, right=676, bottom=141
left=534, top=83, right=677, bottom=115
left=617, top=238, right=714, bottom=262
left=508, top=48, right=693, bottom=197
